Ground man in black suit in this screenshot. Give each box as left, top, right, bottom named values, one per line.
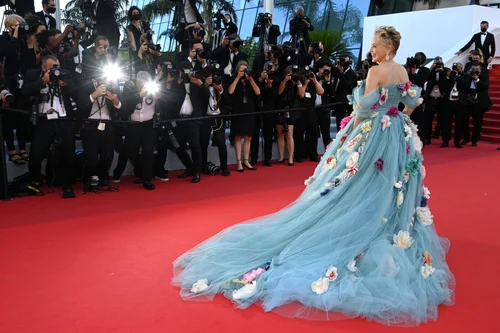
left=440, top=63, right=465, bottom=148
left=37, top=0, right=57, bottom=30
left=407, top=52, right=429, bottom=135
left=77, top=0, right=120, bottom=47
left=459, top=61, right=492, bottom=146
left=22, top=55, right=78, bottom=198
left=174, top=25, right=212, bottom=64
left=289, top=6, right=314, bottom=51
left=252, top=13, right=281, bottom=52
left=209, top=34, right=248, bottom=84
left=456, top=21, right=496, bottom=65
left=172, top=0, right=204, bottom=49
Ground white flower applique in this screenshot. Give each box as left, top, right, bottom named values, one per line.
left=304, top=176, right=316, bottom=186
left=416, top=206, right=434, bottom=226
left=381, top=115, right=392, bottom=131
left=393, top=230, right=414, bottom=249
left=421, top=251, right=435, bottom=279
left=423, top=186, right=431, bottom=199
left=396, top=191, right=404, bottom=208
left=404, top=124, right=413, bottom=142
left=311, top=266, right=339, bottom=295
left=232, top=281, right=257, bottom=301
left=191, top=279, right=209, bottom=293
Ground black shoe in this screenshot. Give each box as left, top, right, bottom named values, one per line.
left=99, top=179, right=110, bottom=187
left=111, top=175, right=120, bottom=183
left=62, top=185, right=76, bottom=199
left=250, top=159, right=258, bottom=166
left=155, top=170, right=169, bottom=181
left=263, top=160, right=272, bottom=167
left=472, top=142, right=478, bottom=147
left=454, top=143, right=463, bottom=148
left=309, top=156, right=320, bottom=162
left=296, top=158, right=305, bottom=163
left=221, top=167, right=230, bottom=176
left=192, top=173, right=201, bottom=183
left=288, top=161, right=294, bottom=166
left=179, top=170, right=193, bottom=179
left=143, top=181, right=155, bottom=190
left=440, top=142, right=449, bottom=148
left=460, top=140, right=470, bottom=145
left=243, top=159, right=257, bottom=170
left=133, top=178, right=143, bottom=184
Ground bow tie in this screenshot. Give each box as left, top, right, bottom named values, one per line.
left=45, top=14, right=51, bottom=18
left=481, top=33, right=486, bottom=35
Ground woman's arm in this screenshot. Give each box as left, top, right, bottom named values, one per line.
left=228, top=76, right=240, bottom=95
left=128, top=29, right=137, bottom=52
left=247, top=75, right=261, bottom=96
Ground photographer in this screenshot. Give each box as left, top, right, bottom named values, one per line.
left=423, top=56, right=447, bottom=144
left=214, top=12, right=237, bottom=42
left=210, top=34, right=248, bottom=84
left=464, top=50, right=484, bottom=73
left=294, top=66, right=323, bottom=163
left=120, top=71, right=160, bottom=190
left=228, top=61, right=260, bottom=172
left=175, top=25, right=212, bottom=64
left=77, top=0, right=120, bottom=47
left=22, top=55, right=77, bottom=198
left=315, top=61, right=339, bottom=151
left=276, top=66, right=301, bottom=166
left=459, top=62, right=492, bottom=146
left=304, top=42, right=326, bottom=71
left=78, top=66, right=123, bottom=192
left=0, top=14, right=31, bottom=165
left=250, top=62, right=280, bottom=166
left=82, top=35, right=115, bottom=80
left=136, top=33, right=162, bottom=78
left=36, top=0, right=57, bottom=30
left=289, top=6, right=314, bottom=51
left=252, top=44, right=280, bottom=78
left=199, top=66, right=230, bottom=176
left=405, top=52, right=429, bottom=128
left=440, top=62, right=465, bottom=148
left=126, top=6, right=151, bottom=59
left=40, top=27, right=81, bottom=73
left=252, top=12, right=281, bottom=53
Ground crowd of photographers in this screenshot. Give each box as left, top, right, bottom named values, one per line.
left=1, top=4, right=358, bottom=198
left=4, top=2, right=491, bottom=199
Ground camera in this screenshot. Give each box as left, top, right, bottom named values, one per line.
left=468, top=70, right=480, bottom=76
left=195, top=48, right=207, bottom=59
left=435, top=62, right=444, bottom=69
left=406, top=56, right=416, bottom=68
left=18, top=21, right=30, bottom=33
left=230, top=39, right=243, bottom=48
left=147, top=41, right=161, bottom=52
left=244, top=68, right=254, bottom=76
left=322, top=69, right=331, bottom=77
left=452, top=63, right=458, bottom=71
left=311, top=41, right=323, bottom=55
left=49, top=66, right=69, bottom=82
left=204, top=162, right=221, bottom=175
left=193, top=28, right=206, bottom=38
left=257, top=12, right=272, bottom=25
left=212, top=73, right=223, bottom=85
left=0, top=88, right=14, bottom=103
left=104, top=45, right=118, bottom=56
left=468, top=88, right=478, bottom=104
left=212, top=10, right=227, bottom=30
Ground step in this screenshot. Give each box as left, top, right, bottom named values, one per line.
left=489, top=90, right=500, bottom=98
left=478, top=134, right=500, bottom=143
left=480, top=126, right=500, bottom=135
left=485, top=110, right=500, bottom=118
left=490, top=97, right=500, bottom=105
left=483, top=118, right=500, bottom=127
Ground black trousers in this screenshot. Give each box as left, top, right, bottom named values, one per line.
left=441, top=100, right=464, bottom=144
left=462, top=104, right=487, bottom=143
left=316, top=106, right=332, bottom=150
left=200, top=118, right=228, bottom=167
left=410, top=104, right=425, bottom=140
left=80, top=122, right=114, bottom=183
left=125, top=122, right=157, bottom=182
left=422, top=97, right=443, bottom=141
left=2, top=110, right=30, bottom=152
left=29, top=119, right=75, bottom=185
left=250, top=114, right=274, bottom=163
left=294, top=109, right=318, bottom=160
left=173, top=119, right=202, bottom=173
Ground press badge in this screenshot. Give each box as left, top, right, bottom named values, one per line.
left=305, top=92, right=311, bottom=99
left=98, top=122, right=106, bottom=131
left=46, top=112, right=59, bottom=120
left=75, top=64, right=83, bottom=74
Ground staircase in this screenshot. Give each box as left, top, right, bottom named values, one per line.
left=481, top=63, right=500, bottom=143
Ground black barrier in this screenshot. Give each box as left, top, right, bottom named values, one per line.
left=0, top=100, right=349, bottom=199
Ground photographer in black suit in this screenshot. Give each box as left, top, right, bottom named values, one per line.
left=289, top=6, right=314, bottom=52
left=78, top=67, right=122, bottom=192
left=405, top=52, right=429, bottom=135
left=440, top=63, right=465, bottom=148
left=210, top=34, right=248, bottom=84
left=315, top=61, right=339, bottom=151
left=36, top=0, right=57, bottom=30
left=460, top=62, right=492, bottom=146
left=423, top=57, right=447, bottom=144
left=22, top=55, right=78, bottom=198
left=456, top=21, right=496, bottom=66
left=252, top=13, right=281, bottom=53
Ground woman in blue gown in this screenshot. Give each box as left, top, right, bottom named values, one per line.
left=172, top=26, right=455, bottom=326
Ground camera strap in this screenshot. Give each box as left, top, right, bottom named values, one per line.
left=89, top=95, right=106, bottom=119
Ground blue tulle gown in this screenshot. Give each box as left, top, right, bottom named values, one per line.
left=172, top=81, right=455, bottom=326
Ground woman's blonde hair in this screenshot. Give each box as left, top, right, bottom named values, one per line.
left=234, top=60, right=249, bottom=74
left=374, top=26, right=402, bottom=56
left=5, top=14, right=24, bottom=28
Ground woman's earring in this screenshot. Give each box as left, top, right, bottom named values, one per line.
left=385, top=54, right=390, bottom=61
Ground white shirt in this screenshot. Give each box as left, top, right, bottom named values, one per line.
left=182, top=0, right=197, bottom=24
left=38, top=85, right=66, bottom=117
left=88, top=94, right=122, bottom=120
left=481, top=32, right=487, bottom=46
left=224, top=51, right=236, bottom=76
left=93, top=0, right=100, bottom=17
left=131, top=98, right=155, bottom=122
left=43, top=10, right=52, bottom=28
left=207, top=86, right=221, bottom=115
left=179, top=83, right=194, bottom=116
left=73, top=44, right=84, bottom=65
left=315, top=76, right=323, bottom=106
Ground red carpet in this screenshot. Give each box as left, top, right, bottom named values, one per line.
left=1, top=143, right=500, bottom=333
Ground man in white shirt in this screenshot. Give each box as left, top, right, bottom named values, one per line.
left=36, top=0, right=57, bottom=30
left=22, top=55, right=77, bottom=198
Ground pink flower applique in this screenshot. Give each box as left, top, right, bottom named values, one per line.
left=406, top=144, right=411, bottom=154
left=242, top=267, right=266, bottom=284
left=374, top=158, right=384, bottom=171
left=347, top=165, right=359, bottom=176
left=340, top=116, right=352, bottom=130
left=387, top=106, right=399, bottom=116
left=379, top=88, right=389, bottom=105
left=371, top=103, right=378, bottom=110
left=405, top=81, right=412, bottom=90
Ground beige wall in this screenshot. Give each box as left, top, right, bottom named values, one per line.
left=413, top=0, right=498, bottom=11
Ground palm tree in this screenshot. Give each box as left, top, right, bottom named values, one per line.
left=308, top=29, right=354, bottom=61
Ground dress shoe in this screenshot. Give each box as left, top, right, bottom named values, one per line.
left=460, top=140, right=470, bottom=145
left=221, top=168, right=230, bottom=176
left=192, top=173, right=201, bottom=183
left=288, top=161, right=294, bottom=166
left=310, top=156, right=320, bottom=162
left=295, top=157, right=304, bottom=163
left=250, top=159, right=258, bottom=166
left=454, top=143, right=463, bottom=149
left=62, top=185, right=76, bottom=199
left=263, top=160, right=272, bottom=167
left=472, top=142, right=478, bottom=147
left=243, top=159, right=257, bottom=170
left=155, top=170, right=169, bottom=181
left=440, top=142, right=449, bottom=148
left=133, top=178, right=143, bottom=184
left=179, top=170, right=193, bottom=178
left=143, top=181, right=155, bottom=190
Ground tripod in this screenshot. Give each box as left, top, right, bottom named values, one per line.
left=292, top=30, right=308, bottom=66
left=256, top=23, right=268, bottom=52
